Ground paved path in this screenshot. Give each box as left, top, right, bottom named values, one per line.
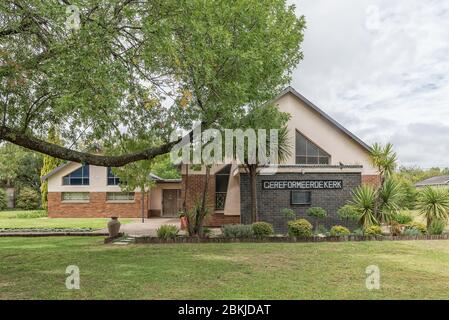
left=97, top=218, right=181, bottom=237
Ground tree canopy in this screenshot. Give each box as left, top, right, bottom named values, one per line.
left=0, top=0, right=305, bottom=166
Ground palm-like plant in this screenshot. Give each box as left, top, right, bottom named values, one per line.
left=416, top=186, right=449, bottom=232
left=377, top=178, right=403, bottom=223
left=370, top=143, right=397, bottom=184
left=350, top=185, right=378, bottom=229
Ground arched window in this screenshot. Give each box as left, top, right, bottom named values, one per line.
left=296, top=131, right=330, bottom=165
left=215, top=165, right=231, bottom=210
left=62, top=164, right=90, bottom=185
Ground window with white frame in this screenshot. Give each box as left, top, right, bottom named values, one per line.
left=62, top=164, right=90, bottom=185
left=107, top=167, right=121, bottom=185
left=61, top=192, right=90, bottom=202
left=295, top=131, right=330, bottom=165
left=106, top=192, right=135, bottom=201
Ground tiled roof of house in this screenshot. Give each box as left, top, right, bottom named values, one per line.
left=415, top=175, right=449, bottom=187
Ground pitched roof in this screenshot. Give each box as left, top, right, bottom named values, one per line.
left=415, top=175, right=449, bottom=187
left=276, top=86, right=371, bottom=152
left=42, top=163, right=181, bottom=183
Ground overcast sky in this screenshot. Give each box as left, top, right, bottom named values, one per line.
left=289, top=0, right=449, bottom=168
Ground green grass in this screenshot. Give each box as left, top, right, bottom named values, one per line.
left=0, top=209, right=47, bottom=219
left=0, top=210, right=132, bottom=229
left=1, top=237, right=449, bottom=299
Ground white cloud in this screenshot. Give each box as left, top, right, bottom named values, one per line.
left=289, top=0, right=449, bottom=167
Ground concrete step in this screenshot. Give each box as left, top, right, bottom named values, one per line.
left=112, top=236, right=135, bottom=245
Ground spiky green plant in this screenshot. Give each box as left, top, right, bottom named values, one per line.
left=377, top=178, right=403, bottom=223
left=370, top=142, right=397, bottom=184
left=416, top=186, right=449, bottom=233
left=350, top=185, right=378, bottom=229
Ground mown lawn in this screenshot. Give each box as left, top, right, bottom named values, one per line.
left=0, top=210, right=132, bottom=229
left=1, top=237, right=449, bottom=299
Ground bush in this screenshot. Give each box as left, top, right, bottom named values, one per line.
left=156, top=225, right=179, bottom=239
left=364, top=225, right=382, bottom=236
left=403, top=228, right=421, bottom=237
left=307, top=207, right=327, bottom=219
left=281, top=208, right=295, bottom=220
left=222, top=224, right=254, bottom=238
left=429, top=219, right=446, bottom=235
left=389, top=221, right=402, bottom=236
left=352, top=228, right=364, bottom=236
left=337, top=204, right=360, bottom=222
left=0, top=188, right=7, bottom=210
left=314, top=225, right=328, bottom=235
left=390, top=212, right=413, bottom=224
left=330, top=225, right=350, bottom=236
left=404, top=221, right=426, bottom=235
left=307, top=207, right=327, bottom=230
left=287, top=219, right=313, bottom=237
left=252, top=222, right=274, bottom=237
left=15, top=187, right=40, bottom=210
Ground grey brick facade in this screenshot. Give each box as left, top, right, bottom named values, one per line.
left=240, top=172, right=361, bottom=233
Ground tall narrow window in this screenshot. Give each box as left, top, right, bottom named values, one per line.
left=62, top=164, right=90, bottom=185
left=107, top=167, right=121, bottom=185
left=295, top=131, right=330, bottom=165
left=215, top=165, right=231, bottom=210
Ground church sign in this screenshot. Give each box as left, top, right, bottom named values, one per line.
left=262, top=180, right=343, bottom=190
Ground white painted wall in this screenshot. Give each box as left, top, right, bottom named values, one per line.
left=277, top=92, right=377, bottom=174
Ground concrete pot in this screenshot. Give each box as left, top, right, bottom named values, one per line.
left=107, top=217, right=121, bottom=238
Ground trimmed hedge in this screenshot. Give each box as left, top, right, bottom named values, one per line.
left=287, top=219, right=313, bottom=237
left=252, top=222, right=274, bottom=237
left=330, top=225, right=350, bottom=236
left=364, top=225, right=382, bottom=236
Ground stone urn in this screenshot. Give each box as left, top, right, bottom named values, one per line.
left=107, top=217, right=121, bottom=238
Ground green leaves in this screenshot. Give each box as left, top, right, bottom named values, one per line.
left=416, top=186, right=449, bottom=231
left=350, top=184, right=378, bottom=229
left=1, top=0, right=306, bottom=165
left=370, top=142, right=398, bottom=179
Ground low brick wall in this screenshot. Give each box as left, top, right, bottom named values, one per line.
left=134, top=234, right=449, bottom=244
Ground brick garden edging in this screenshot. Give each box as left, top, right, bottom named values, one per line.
left=134, top=234, right=449, bottom=244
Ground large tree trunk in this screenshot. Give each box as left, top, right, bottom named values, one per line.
left=140, top=188, right=145, bottom=223
left=249, top=165, right=258, bottom=223
left=183, top=164, right=189, bottom=212
left=198, top=166, right=211, bottom=236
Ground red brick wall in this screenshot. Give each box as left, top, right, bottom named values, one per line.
left=361, top=175, right=381, bottom=187
left=181, top=173, right=241, bottom=227
left=48, top=192, right=148, bottom=218
left=206, top=213, right=240, bottom=226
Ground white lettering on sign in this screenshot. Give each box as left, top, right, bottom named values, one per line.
left=262, top=180, right=343, bottom=190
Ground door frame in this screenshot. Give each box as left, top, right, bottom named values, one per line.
left=161, top=189, right=181, bottom=217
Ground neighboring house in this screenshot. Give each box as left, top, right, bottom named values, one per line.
left=415, top=175, right=449, bottom=188
left=43, top=163, right=182, bottom=218
left=44, top=87, right=380, bottom=231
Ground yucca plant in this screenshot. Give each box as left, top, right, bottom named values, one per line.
left=350, top=185, right=378, bottom=229
left=416, top=186, right=449, bottom=233
left=370, top=142, right=397, bottom=185
left=377, top=178, right=403, bottom=223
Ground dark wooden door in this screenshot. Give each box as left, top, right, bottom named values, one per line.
left=162, top=189, right=180, bottom=217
